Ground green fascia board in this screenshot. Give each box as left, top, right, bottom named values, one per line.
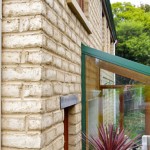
left=81, top=44, right=150, bottom=76
left=102, top=0, right=117, bottom=41
left=105, top=0, right=117, bottom=40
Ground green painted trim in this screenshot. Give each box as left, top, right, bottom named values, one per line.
left=102, top=0, right=117, bottom=41
left=105, top=0, right=117, bottom=40
left=81, top=53, right=86, bottom=150
left=81, top=44, right=150, bottom=76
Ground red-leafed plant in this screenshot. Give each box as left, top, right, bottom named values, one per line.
left=83, top=124, right=141, bottom=150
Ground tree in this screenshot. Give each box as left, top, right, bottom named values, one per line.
left=140, top=4, right=150, bottom=12
left=111, top=2, right=150, bottom=66
left=116, top=20, right=150, bottom=65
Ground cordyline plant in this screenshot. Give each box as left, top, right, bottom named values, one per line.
left=83, top=124, right=141, bottom=150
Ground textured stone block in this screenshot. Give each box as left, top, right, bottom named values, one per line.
left=69, top=84, right=75, bottom=93
left=42, top=51, right=53, bottom=64
left=53, top=110, right=64, bottom=124
left=57, top=45, right=66, bottom=56
left=75, top=65, right=81, bottom=74
left=52, top=57, right=62, bottom=68
left=53, top=82, right=62, bottom=95
left=19, top=18, right=30, bottom=32
left=2, top=100, right=43, bottom=114
left=26, top=51, right=42, bottom=64
left=3, top=1, right=46, bottom=17
left=46, top=96, right=60, bottom=112
left=54, top=1, right=61, bottom=16
left=71, top=32, right=76, bottom=43
left=2, top=116, right=25, bottom=131
left=2, top=132, right=42, bottom=148
left=2, top=84, right=21, bottom=98
left=46, top=38, right=57, bottom=52
left=76, top=76, right=81, bottom=83
left=62, top=83, right=70, bottom=94
left=66, top=50, right=72, bottom=60
left=3, top=34, right=45, bottom=48
left=2, top=67, right=41, bottom=81
left=58, top=19, right=65, bottom=32
left=69, top=19, right=75, bottom=30
left=47, top=9, right=57, bottom=25
left=74, top=84, right=81, bottom=92
left=69, top=103, right=81, bottom=114
left=42, top=83, right=53, bottom=97
left=62, top=10, right=69, bottom=24
left=57, top=71, right=65, bottom=82
left=52, top=135, right=64, bottom=150
left=42, top=113, right=53, bottom=129
left=69, top=123, right=81, bottom=134
left=58, top=0, right=65, bottom=7
left=53, top=28, right=61, bottom=42
left=69, top=141, right=82, bottom=150
left=71, top=75, right=76, bottom=82
left=62, top=61, right=69, bottom=71
left=41, top=143, right=53, bottom=150
left=23, top=83, right=42, bottom=97
left=45, top=127, right=56, bottom=145
left=69, top=113, right=81, bottom=124
left=69, top=64, right=75, bottom=73
left=2, top=19, right=19, bottom=32
left=2, top=52, right=21, bottom=64
left=45, top=0, right=54, bottom=8
left=62, top=35, right=69, bottom=48
left=43, top=19, right=53, bottom=37
left=28, top=115, right=42, bottom=130
left=55, top=123, right=64, bottom=137
left=68, top=133, right=81, bottom=145
left=29, top=16, right=42, bottom=31
left=70, top=41, right=75, bottom=51
left=43, top=68, right=57, bottom=81
left=64, top=73, right=72, bottom=82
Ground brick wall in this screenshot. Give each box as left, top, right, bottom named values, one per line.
left=2, top=0, right=115, bottom=149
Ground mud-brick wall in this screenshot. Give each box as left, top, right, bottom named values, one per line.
left=2, top=0, right=113, bottom=149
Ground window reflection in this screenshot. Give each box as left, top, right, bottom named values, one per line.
left=85, top=55, right=147, bottom=140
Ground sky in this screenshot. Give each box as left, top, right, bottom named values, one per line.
left=110, top=0, right=150, bottom=6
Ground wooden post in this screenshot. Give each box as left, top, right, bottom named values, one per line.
left=98, top=90, right=103, bottom=126
left=119, top=88, right=124, bottom=130
left=64, top=108, right=68, bottom=150
left=145, top=86, right=150, bottom=135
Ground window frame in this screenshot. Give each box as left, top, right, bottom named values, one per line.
left=77, top=0, right=84, bottom=12
left=67, top=0, right=92, bottom=34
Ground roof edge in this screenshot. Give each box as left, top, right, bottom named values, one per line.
left=81, top=44, right=150, bottom=76
left=102, top=0, right=117, bottom=41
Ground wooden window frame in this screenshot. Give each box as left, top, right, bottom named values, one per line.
left=67, top=0, right=92, bottom=34
left=77, top=0, right=84, bottom=12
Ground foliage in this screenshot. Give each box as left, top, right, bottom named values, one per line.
left=140, top=4, right=150, bottom=12
left=111, top=2, right=150, bottom=66
left=83, top=124, right=140, bottom=150
left=115, top=86, right=145, bottom=140
left=124, top=112, right=145, bottom=139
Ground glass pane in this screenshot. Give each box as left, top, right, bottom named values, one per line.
left=85, top=55, right=149, bottom=146
left=100, top=68, right=116, bottom=126
left=85, top=56, right=101, bottom=135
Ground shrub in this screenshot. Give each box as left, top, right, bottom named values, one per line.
left=83, top=124, right=140, bottom=150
